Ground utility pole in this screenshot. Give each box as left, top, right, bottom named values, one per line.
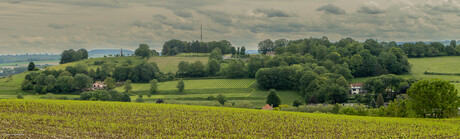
left=200, top=24, right=203, bottom=42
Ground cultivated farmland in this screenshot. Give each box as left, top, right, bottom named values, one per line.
left=0, top=99, right=458, bottom=138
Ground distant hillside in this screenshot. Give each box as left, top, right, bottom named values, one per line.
left=245, top=50, right=259, bottom=54
left=0, top=54, right=60, bottom=63
left=88, top=49, right=134, bottom=58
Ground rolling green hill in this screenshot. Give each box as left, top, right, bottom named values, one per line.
left=0, top=99, right=458, bottom=138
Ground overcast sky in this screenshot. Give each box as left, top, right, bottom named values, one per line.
left=2, top=0, right=460, bottom=54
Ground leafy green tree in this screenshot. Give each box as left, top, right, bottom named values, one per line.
left=135, top=43, right=151, bottom=58
left=258, top=39, right=274, bottom=54
left=104, top=77, right=116, bottom=90
left=150, top=79, right=158, bottom=94
left=162, top=39, right=188, bottom=56
left=451, top=40, right=457, bottom=48
left=131, top=62, right=159, bottom=83
left=274, top=39, right=288, bottom=48
left=226, top=60, right=245, bottom=78
left=177, top=61, right=189, bottom=75
left=121, top=93, right=131, bottom=102
left=177, top=79, right=184, bottom=93
left=369, top=98, right=377, bottom=108
left=17, top=93, right=24, bottom=99
left=28, top=62, right=35, bottom=71
left=124, top=80, right=132, bottom=93
left=209, top=48, right=223, bottom=60
left=136, top=95, right=144, bottom=103
left=266, top=89, right=281, bottom=107
left=217, top=94, right=227, bottom=105
left=407, top=79, right=460, bottom=118
left=293, top=99, right=302, bottom=107
left=45, top=75, right=56, bottom=92
left=240, top=46, right=246, bottom=55
left=207, top=59, right=220, bottom=76
left=56, top=76, right=75, bottom=93
left=74, top=74, right=93, bottom=90
left=376, top=93, right=384, bottom=108
left=188, top=61, right=205, bottom=77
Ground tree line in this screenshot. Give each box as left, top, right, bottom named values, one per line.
left=258, top=37, right=411, bottom=77
left=60, top=49, right=89, bottom=64
left=161, top=39, right=241, bottom=56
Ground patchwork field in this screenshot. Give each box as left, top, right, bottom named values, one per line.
left=116, top=79, right=255, bottom=91
left=114, top=79, right=299, bottom=108
left=148, top=56, right=209, bottom=73
left=0, top=99, right=458, bottom=138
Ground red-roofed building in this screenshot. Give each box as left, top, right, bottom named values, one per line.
left=261, top=104, right=273, bottom=110
left=350, top=83, right=363, bottom=95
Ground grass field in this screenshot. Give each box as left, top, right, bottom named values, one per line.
left=409, top=56, right=460, bottom=95
left=148, top=56, right=209, bottom=73
left=0, top=99, right=458, bottom=138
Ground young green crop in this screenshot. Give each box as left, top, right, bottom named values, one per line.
left=0, top=99, right=459, bottom=138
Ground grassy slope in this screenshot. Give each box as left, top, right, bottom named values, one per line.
left=0, top=99, right=458, bottom=138
left=409, top=56, right=460, bottom=95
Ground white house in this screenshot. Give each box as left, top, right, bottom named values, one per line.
left=350, top=83, right=363, bottom=95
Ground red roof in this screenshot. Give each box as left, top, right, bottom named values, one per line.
left=261, top=104, right=273, bottom=110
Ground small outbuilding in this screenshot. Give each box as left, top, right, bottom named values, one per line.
left=261, top=104, right=273, bottom=110
left=92, top=81, right=106, bottom=90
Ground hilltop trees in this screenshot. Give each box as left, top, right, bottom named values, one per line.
left=28, top=62, right=35, bottom=71
left=60, top=49, right=88, bottom=64
left=135, top=43, right=152, bottom=58
left=407, top=79, right=460, bottom=118
left=258, top=39, right=274, bottom=54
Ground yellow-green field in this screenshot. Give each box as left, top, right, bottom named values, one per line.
left=148, top=56, right=209, bottom=73
left=0, top=99, right=458, bottom=138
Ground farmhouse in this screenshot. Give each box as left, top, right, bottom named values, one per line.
left=92, top=81, right=106, bottom=90
left=261, top=104, right=273, bottom=110
left=350, top=83, right=363, bottom=95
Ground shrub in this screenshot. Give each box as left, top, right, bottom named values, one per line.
left=17, top=93, right=24, bottom=99
left=234, top=101, right=254, bottom=109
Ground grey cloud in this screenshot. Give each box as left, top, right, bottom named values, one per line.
left=198, top=10, right=233, bottom=26
left=48, top=24, right=76, bottom=29
left=357, top=2, right=385, bottom=14
left=425, top=0, right=460, bottom=13
left=174, top=10, right=193, bottom=18
left=154, top=15, right=167, bottom=20
left=316, top=4, right=346, bottom=15
left=253, top=8, right=293, bottom=17
left=10, top=0, right=128, bottom=8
